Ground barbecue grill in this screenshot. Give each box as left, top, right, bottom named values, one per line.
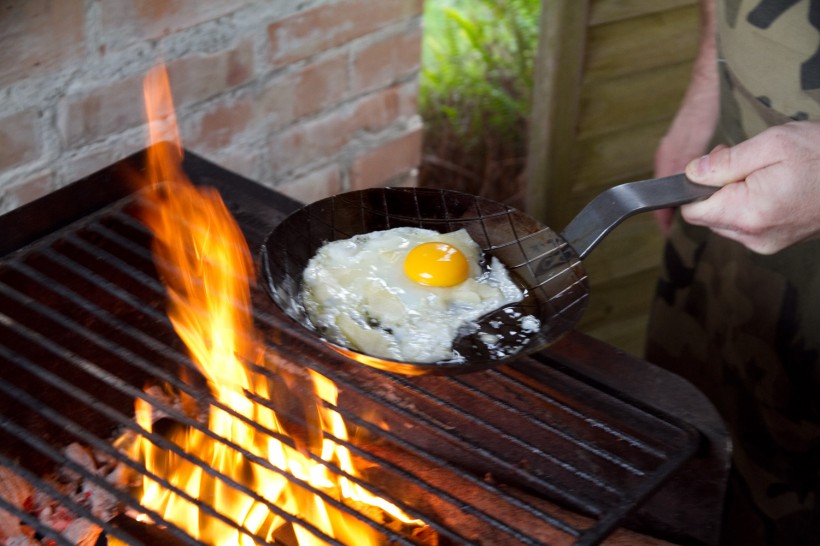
left=0, top=148, right=730, bottom=546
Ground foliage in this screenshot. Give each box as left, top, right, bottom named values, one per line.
left=419, top=0, right=541, bottom=204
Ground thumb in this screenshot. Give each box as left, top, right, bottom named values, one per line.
left=685, top=139, right=777, bottom=187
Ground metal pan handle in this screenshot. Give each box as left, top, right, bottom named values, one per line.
left=560, top=173, right=718, bottom=259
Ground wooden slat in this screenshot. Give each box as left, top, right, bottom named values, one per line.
left=577, top=264, right=662, bottom=356
left=579, top=214, right=664, bottom=284
left=580, top=311, right=652, bottom=356
left=584, top=5, right=699, bottom=83
left=578, top=60, right=693, bottom=139
left=573, top=119, right=671, bottom=196
left=589, top=0, right=697, bottom=26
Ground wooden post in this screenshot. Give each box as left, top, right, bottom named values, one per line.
left=524, top=0, right=590, bottom=227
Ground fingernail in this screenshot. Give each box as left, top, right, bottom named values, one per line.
left=688, top=155, right=710, bottom=177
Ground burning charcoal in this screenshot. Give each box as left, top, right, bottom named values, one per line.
left=58, top=444, right=96, bottom=485
left=102, top=462, right=129, bottom=491
left=141, top=385, right=176, bottom=424
left=103, top=514, right=192, bottom=546
left=39, top=504, right=74, bottom=533
left=61, top=518, right=101, bottom=546
left=49, top=443, right=119, bottom=526
left=4, top=536, right=38, bottom=546
left=0, top=467, right=34, bottom=541
left=80, top=481, right=118, bottom=524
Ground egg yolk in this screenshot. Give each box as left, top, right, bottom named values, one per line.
left=403, top=242, right=469, bottom=287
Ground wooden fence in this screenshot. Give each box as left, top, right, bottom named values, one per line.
left=525, top=0, right=700, bottom=355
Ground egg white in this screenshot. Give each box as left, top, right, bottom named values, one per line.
left=300, top=227, right=526, bottom=363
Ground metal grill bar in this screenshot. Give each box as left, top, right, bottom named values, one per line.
left=242, top=361, right=575, bottom=544
left=249, top=306, right=703, bottom=546
left=40, top=205, right=577, bottom=543
left=1, top=209, right=525, bottom=545
left=392, top=374, right=621, bottom=500
left=451, top=372, right=653, bottom=472
left=0, top=337, right=292, bottom=546
left=0, top=263, right=414, bottom=545
left=321, top=398, right=581, bottom=543
left=478, top=367, right=671, bottom=459
left=0, top=387, right=197, bottom=546
left=78, top=205, right=680, bottom=520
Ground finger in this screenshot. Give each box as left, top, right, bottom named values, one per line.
left=684, top=127, right=792, bottom=186
left=680, top=181, right=749, bottom=230
left=681, top=178, right=787, bottom=254
left=710, top=227, right=785, bottom=255
left=682, top=192, right=778, bottom=254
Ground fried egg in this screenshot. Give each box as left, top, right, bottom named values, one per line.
left=300, top=227, right=531, bottom=363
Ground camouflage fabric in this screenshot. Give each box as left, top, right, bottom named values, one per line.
left=717, top=0, right=820, bottom=144
left=647, top=219, right=820, bottom=544
left=645, top=1, right=820, bottom=544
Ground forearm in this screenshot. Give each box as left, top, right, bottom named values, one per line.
left=655, top=0, right=720, bottom=174
left=670, top=0, right=719, bottom=134
left=653, top=0, right=720, bottom=232
left=692, top=0, right=718, bottom=87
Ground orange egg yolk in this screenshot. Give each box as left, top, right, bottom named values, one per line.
left=403, top=242, right=469, bottom=287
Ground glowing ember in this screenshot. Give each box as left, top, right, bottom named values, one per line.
left=128, top=65, right=423, bottom=545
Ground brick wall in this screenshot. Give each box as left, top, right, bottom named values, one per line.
left=0, top=0, right=424, bottom=215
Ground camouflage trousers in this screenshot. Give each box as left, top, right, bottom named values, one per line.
left=645, top=216, right=820, bottom=545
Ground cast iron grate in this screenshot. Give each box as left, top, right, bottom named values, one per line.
left=0, top=150, right=705, bottom=545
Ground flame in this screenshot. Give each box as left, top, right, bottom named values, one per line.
left=130, top=65, right=422, bottom=545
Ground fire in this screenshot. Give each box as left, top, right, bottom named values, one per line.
left=129, top=65, right=422, bottom=545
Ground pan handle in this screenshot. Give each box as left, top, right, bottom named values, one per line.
left=560, top=173, right=718, bottom=259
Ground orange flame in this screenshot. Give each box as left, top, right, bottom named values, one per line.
left=131, top=65, right=422, bottom=545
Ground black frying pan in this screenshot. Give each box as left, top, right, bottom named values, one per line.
left=260, top=173, right=716, bottom=375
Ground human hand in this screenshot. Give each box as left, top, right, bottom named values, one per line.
left=681, top=121, right=820, bottom=254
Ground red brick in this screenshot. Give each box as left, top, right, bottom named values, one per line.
left=192, top=148, right=263, bottom=183
left=167, top=39, right=255, bottom=107
left=351, top=82, right=417, bottom=134
left=1, top=170, right=53, bottom=213
left=255, top=75, right=299, bottom=131
left=351, top=126, right=422, bottom=190
left=352, top=26, right=422, bottom=94
left=267, top=0, right=423, bottom=67
left=59, top=40, right=254, bottom=148
left=0, top=110, right=42, bottom=171
left=99, top=0, right=247, bottom=49
left=269, top=111, right=353, bottom=172
left=59, top=72, right=146, bottom=148
left=398, top=78, right=420, bottom=115
left=293, top=53, right=349, bottom=119
left=277, top=164, right=343, bottom=204
left=0, top=0, right=85, bottom=86
left=256, top=52, right=348, bottom=132
left=60, top=141, right=143, bottom=184
left=185, top=95, right=255, bottom=150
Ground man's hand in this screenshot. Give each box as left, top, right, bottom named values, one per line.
left=681, top=121, right=820, bottom=254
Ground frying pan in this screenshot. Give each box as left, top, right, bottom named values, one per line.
left=260, top=173, right=716, bottom=375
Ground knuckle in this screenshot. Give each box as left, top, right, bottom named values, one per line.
left=764, top=124, right=796, bottom=153
left=735, top=206, right=772, bottom=237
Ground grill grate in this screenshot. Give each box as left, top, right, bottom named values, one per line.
left=0, top=149, right=722, bottom=546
